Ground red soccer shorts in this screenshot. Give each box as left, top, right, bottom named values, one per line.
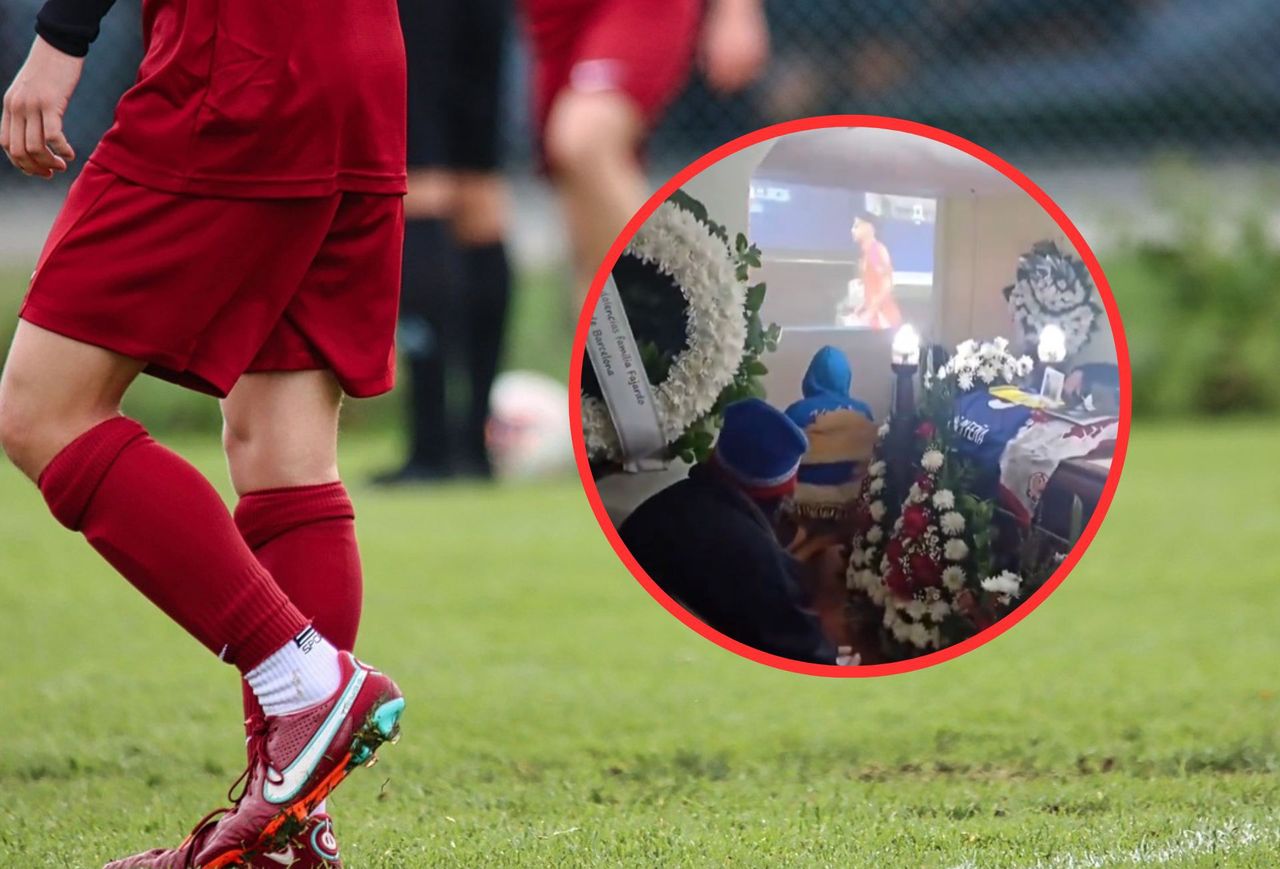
left=20, top=162, right=404, bottom=398
left=526, top=0, right=702, bottom=140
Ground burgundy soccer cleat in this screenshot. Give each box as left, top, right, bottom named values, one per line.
left=103, top=811, right=344, bottom=869
left=250, top=813, right=344, bottom=868
left=194, top=652, right=403, bottom=869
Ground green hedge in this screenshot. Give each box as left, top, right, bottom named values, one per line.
left=1103, top=191, right=1280, bottom=417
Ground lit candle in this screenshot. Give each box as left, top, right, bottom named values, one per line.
left=1038, top=324, right=1067, bottom=364
left=892, top=324, right=921, bottom=366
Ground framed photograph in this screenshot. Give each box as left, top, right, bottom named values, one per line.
left=1040, top=366, right=1065, bottom=404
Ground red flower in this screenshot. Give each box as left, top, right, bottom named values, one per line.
left=885, top=567, right=912, bottom=599
left=885, top=538, right=905, bottom=563
left=916, top=420, right=937, bottom=440
left=909, top=553, right=942, bottom=587
left=915, top=473, right=935, bottom=495
left=901, top=505, right=930, bottom=539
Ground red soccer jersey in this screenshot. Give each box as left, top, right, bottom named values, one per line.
left=90, top=0, right=407, bottom=198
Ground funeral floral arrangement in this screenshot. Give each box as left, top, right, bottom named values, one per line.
left=934, top=337, right=1034, bottom=393
left=844, top=337, right=1039, bottom=659
left=1003, top=240, right=1102, bottom=356
left=581, top=190, right=780, bottom=466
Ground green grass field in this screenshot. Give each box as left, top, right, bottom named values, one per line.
left=1, top=423, right=1277, bottom=867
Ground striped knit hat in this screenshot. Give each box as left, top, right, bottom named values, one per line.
left=711, top=398, right=809, bottom=499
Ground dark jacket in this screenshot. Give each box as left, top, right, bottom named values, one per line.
left=619, top=464, right=837, bottom=665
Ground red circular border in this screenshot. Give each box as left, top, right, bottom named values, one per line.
left=567, top=115, right=1132, bottom=678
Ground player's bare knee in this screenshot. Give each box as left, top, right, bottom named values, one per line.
left=544, top=94, right=637, bottom=179
left=0, top=395, right=46, bottom=476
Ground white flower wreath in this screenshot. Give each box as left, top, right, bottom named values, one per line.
left=1005, top=241, right=1101, bottom=356
left=582, top=201, right=748, bottom=462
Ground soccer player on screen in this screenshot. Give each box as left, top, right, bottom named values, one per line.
left=1, top=1, right=408, bottom=866
left=523, top=0, right=771, bottom=296
left=851, top=211, right=902, bottom=330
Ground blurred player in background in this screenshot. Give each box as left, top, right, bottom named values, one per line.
left=378, top=0, right=514, bottom=484
left=0, top=0, right=407, bottom=864
left=523, top=0, right=771, bottom=297
left=849, top=210, right=901, bottom=329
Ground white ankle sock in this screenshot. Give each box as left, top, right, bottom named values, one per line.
left=245, top=626, right=342, bottom=716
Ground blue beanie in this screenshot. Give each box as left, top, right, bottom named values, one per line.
left=712, top=398, right=809, bottom=497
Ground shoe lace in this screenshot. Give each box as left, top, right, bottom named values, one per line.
left=227, top=713, right=283, bottom=806
left=180, top=806, right=233, bottom=869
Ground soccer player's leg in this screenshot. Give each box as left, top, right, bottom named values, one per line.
left=374, top=0, right=465, bottom=484
left=187, top=195, right=408, bottom=868
left=0, top=327, right=402, bottom=867
left=453, top=172, right=512, bottom=479
left=538, top=0, right=703, bottom=299
left=544, top=89, right=648, bottom=299
left=225, top=369, right=364, bottom=832
left=7, top=169, right=403, bottom=867
left=444, top=0, right=513, bottom=479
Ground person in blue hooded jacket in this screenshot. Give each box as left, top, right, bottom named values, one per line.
left=783, top=346, right=878, bottom=523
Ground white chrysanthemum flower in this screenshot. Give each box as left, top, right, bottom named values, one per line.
left=992, top=336, right=1009, bottom=352
left=944, top=538, right=969, bottom=562
left=957, top=372, right=975, bottom=391
left=932, top=489, right=955, bottom=511
left=956, top=339, right=977, bottom=357
left=866, top=525, right=884, bottom=544
left=940, top=511, right=965, bottom=536
left=868, top=460, right=886, bottom=478
left=869, top=501, right=886, bottom=521
left=921, top=450, right=944, bottom=472
left=869, top=477, right=885, bottom=495
left=928, top=600, right=951, bottom=621
left=907, top=622, right=932, bottom=648
left=877, top=423, right=890, bottom=439
left=936, top=563, right=962, bottom=591
left=850, top=547, right=867, bottom=567
left=981, top=570, right=1022, bottom=597
left=977, top=364, right=998, bottom=384
left=907, top=483, right=923, bottom=503
left=581, top=200, right=747, bottom=461
left=905, top=599, right=927, bottom=619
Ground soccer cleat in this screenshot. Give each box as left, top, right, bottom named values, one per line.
left=102, top=808, right=226, bottom=869
left=195, top=652, right=403, bottom=869
left=103, top=811, right=343, bottom=869
left=253, top=813, right=343, bottom=868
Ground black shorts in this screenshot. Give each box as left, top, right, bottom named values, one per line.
left=401, top=0, right=509, bottom=171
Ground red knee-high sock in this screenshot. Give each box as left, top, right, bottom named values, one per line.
left=234, top=482, right=364, bottom=721
left=37, top=417, right=309, bottom=671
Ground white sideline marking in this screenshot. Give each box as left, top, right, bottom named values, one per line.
left=945, top=821, right=1280, bottom=868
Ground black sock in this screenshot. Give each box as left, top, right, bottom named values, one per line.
left=399, top=218, right=460, bottom=471
left=460, top=241, right=512, bottom=472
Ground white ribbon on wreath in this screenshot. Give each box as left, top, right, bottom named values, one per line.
left=582, top=201, right=747, bottom=464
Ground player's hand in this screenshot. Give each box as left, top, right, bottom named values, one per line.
left=1, top=37, right=84, bottom=180
left=700, top=0, right=770, bottom=94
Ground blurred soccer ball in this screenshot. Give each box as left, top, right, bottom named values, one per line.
left=486, top=370, right=575, bottom=480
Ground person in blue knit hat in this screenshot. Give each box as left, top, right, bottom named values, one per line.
left=619, top=398, right=837, bottom=665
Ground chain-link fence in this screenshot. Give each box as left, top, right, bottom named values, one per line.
left=3, top=0, right=1280, bottom=193
left=656, top=0, right=1280, bottom=163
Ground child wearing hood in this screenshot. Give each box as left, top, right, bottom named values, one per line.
left=784, top=345, right=878, bottom=524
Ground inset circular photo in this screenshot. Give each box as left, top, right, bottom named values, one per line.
left=571, top=116, right=1129, bottom=676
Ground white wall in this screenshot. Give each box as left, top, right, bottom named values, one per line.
left=681, top=140, right=777, bottom=239
left=937, top=193, right=1116, bottom=363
